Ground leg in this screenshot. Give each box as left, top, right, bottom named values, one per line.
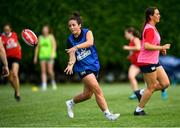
left=82, top=74, right=120, bottom=120
left=66, top=73, right=120, bottom=120
left=66, top=84, right=93, bottom=119
left=11, top=63, right=20, bottom=94
left=157, top=66, right=170, bottom=100
left=8, top=63, right=21, bottom=101
left=47, top=60, right=57, bottom=89
left=47, top=60, right=55, bottom=81
left=73, top=84, right=93, bottom=103
left=82, top=74, right=108, bottom=111
left=128, top=64, right=140, bottom=91
left=156, top=66, right=170, bottom=89
left=138, top=71, right=164, bottom=108
left=40, top=61, right=47, bottom=90
left=128, top=65, right=141, bottom=100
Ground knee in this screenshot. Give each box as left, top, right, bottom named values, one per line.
left=94, top=86, right=103, bottom=96
left=128, top=74, right=135, bottom=81
left=48, top=69, right=54, bottom=76
left=162, top=81, right=170, bottom=89
left=147, top=84, right=157, bottom=92
left=11, top=72, right=18, bottom=79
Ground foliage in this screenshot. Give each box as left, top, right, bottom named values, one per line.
left=0, top=0, right=179, bottom=75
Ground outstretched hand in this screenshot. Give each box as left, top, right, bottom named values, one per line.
left=64, top=65, right=73, bottom=75
left=2, top=65, right=9, bottom=77
left=162, top=44, right=171, bottom=50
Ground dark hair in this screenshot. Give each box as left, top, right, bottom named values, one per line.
left=126, top=27, right=140, bottom=38
left=143, top=7, right=158, bottom=27
left=69, top=11, right=83, bottom=25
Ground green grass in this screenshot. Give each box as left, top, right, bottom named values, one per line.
left=0, top=83, right=180, bottom=127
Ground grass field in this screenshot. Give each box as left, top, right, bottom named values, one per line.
left=0, top=83, right=180, bottom=127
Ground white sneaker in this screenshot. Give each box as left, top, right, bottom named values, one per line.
left=52, top=85, right=57, bottom=90
left=105, top=113, right=120, bottom=121
left=42, top=86, right=47, bottom=91
left=66, top=100, right=74, bottom=118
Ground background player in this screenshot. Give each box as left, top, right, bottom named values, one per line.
left=123, top=27, right=141, bottom=100
left=34, top=25, right=57, bottom=91
left=1, top=23, right=22, bottom=101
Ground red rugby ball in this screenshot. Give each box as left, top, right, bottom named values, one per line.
left=21, top=29, right=38, bottom=46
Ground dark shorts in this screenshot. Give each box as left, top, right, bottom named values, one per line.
left=140, top=62, right=161, bottom=73
left=7, top=57, right=20, bottom=70
left=77, top=70, right=99, bottom=79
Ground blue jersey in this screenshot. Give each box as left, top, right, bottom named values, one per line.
left=67, top=28, right=100, bottom=72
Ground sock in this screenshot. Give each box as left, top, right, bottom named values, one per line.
left=51, top=80, right=56, bottom=86
left=42, top=82, right=47, bottom=87
left=134, top=90, right=141, bottom=101
left=162, top=89, right=165, bottom=93
left=140, top=89, right=145, bottom=95
left=104, top=109, right=111, bottom=115
left=70, top=99, right=75, bottom=105
left=136, top=106, right=143, bottom=112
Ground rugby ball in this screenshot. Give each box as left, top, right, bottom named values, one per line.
left=21, top=29, right=38, bottom=46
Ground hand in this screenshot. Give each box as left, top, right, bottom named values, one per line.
left=51, top=52, right=55, bottom=59
left=162, top=44, right=171, bottom=50
left=65, top=46, right=77, bottom=54
left=161, top=49, right=167, bottom=55
left=2, top=65, right=9, bottom=77
left=34, top=57, right=37, bottom=64
left=64, top=64, right=74, bottom=75
left=123, top=45, right=129, bottom=50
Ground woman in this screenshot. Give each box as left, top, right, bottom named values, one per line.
left=134, top=7, right=171, bottom=115
left=64, top=12, right=120, bottom=121
left=34, top=25, right=57, bottom=91
left=1, top=23, right=21, bottom=101
left=123, top=27, right=141, bottom=100
left=123, top=28, right=167, bottom=101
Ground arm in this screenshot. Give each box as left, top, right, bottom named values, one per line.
left=64, top=40, right=76, bottom=75
left=66, top=31, right=94, bottom=53
left=76, top=30, right=94, bottom=49
left=33, top=37, right=39, bottom=64
left=64, top=50, right=76, bottom=75
left=14, top=32, right=21, bottom=49
left=0, top=43, right=8, bottom=67
left=123, top=38, right=141, bottom=51
left=50, top=34, right=57, bottom=58
left=144, top=43, right=171, bottom=51
left=0, top=39, right=9, bottom=77
left=143, top=28, right=171, bottom=51
left=64, top=51, right=76, bottom=75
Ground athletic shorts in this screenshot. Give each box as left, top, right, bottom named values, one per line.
left=139, top=62, right=161, bottom=73
left=77, top=69, right=99, bottom=79
left=39, top=58, right=54, bottom=64
left=7, top=57, right=21, bottom=70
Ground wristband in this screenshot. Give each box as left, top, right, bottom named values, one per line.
left=74, top=46, right=78, bottom=51
left=68, top=62, right=74, bottom=66
left=161, top=46, right=164, bottom=50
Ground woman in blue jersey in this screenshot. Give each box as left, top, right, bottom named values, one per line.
left=64, top=12, right=120, bottom=121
